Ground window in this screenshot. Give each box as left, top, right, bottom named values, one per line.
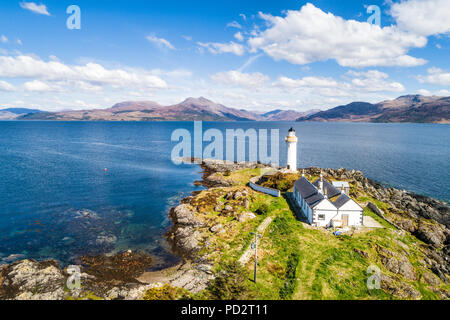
left=318, top=214, right=326, bottom=221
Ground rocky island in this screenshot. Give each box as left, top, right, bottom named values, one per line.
left=1, top=159, right=449, bottom=300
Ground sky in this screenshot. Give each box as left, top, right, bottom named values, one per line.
left=0, top=0, right=449, bottom=112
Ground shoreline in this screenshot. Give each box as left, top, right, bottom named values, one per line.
left=1, top=159, right=449, bottom=300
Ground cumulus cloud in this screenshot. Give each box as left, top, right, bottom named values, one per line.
left=390, top=0, right=450, bottom=36
left=0, top=55, right=168, bottom=92
left=248, top=3, right=427, bottom=67
left=1, top=35, right=8, bottom=43
left=227, top=21, right=242, bottom=29
left=19, top=2, right=50, bottom=16
left=417, top=68, right=450, bottom=86
left=146, top=35, right=175, bottom=50
left=276, top=70, right=404, bottom=93
left=23, top=80, right=54, bottom=92
left=197, top=41, right=245, bottom=56
left=234, top=32, right=244, bottom=42
left=211, top=70, right=269, bottom=88
left=277, top=76, right=339, bottom=88
left=0, top=80, right=15, bottom=91
left=346, top=70, right=405, bottom=92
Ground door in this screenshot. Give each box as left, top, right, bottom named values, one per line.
left=342, top=214, right=349, bottom=227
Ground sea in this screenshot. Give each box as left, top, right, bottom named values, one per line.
left=0, top=121, right=448, bottom=267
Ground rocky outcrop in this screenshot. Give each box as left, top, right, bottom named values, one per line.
left=168, top=204, right=206, bottom=257
left=367, top=202, right=385, bottom=217
left=381, top=274, right=421, bottom=300
left=0, top=260, right=66, bottom=300
left=0, top=252, right=160, bottom=300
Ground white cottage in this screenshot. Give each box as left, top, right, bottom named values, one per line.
left=293, top=175, right=363, bottom=228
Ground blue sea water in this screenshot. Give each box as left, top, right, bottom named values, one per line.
left=0, top=121, right=448, bottom=266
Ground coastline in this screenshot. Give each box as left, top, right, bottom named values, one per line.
left=1, top=159, right=449, bottom=300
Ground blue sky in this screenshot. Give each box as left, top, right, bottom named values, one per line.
left=0, top=0, right=449, bottom=112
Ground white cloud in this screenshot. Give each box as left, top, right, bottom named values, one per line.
left=227, top=21, right=242, bottom=29
left=0, top=54, right=168, bottom=91
left=19, top=2, right=50, bottom=16
left=239, top=14, right=247, bottom=21
left=211, top=70, right=269, bottom=88
left=146, top=35, right=175, bottom=50
left=1, top=35, right=8, bottom=43
left=346, top=70, right=405, bottom=92
left=276, top=70, right=404, bottom=93
left=248, top=3, right=427, bottom=67
left=277, top=76, right=339, bottom=88
left=417, top=89, right=431, bottom=96
left=418, top=68, right=450, bottom=86
left=17, top=39, right=23, bottom=46
left=23, top=80, right=54, bottom=92
left=182, top=35, right=192, bottom=41
left=234, top=32, right=244, bottom=42
left=0, top=80, right=15, bottom=91
left=390, top=0, right=450, bottom=36
left=436, top=89, right=450, bottom=96
left=197, top=41, right=245, bottom=56
left=238, top=54, right=262, bottom=72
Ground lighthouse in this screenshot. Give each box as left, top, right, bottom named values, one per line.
left=285, top=128, right=298, bottom=172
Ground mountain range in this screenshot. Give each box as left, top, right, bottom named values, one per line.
left=2, top=95, right=449, bottom=123
left=16, top=97, right=315, bottom=122
left=297, top=95, right=450, bottom=124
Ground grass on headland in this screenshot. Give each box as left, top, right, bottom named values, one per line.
left=191, top=172, right=446, bottom=300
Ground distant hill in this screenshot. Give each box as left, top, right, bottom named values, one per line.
left=297, top=95, right=450, bottom=124
left=262, top=109, right=320, bottom=121
left=0, top=108, right=42, bottom=120
left=17, top=97, right=317, bottom=122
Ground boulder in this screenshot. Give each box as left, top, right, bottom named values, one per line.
left=210, top=224, right=224, bottom=234
left=236, top=212, right=257, bottom=223
left=422, top=271, right=441, bottom=286
left=243, top=198, right=250, bottom=209
left=415, top=221, right=446, bottom=248
left=381, top=275, right=421, bottom=300
left=174, top=227, right=202, bottom=254
left=367, top=202, right=385, bottom=217
left=171, top=204, right=204, bottom=228
left=233, top=192, right=243, bottom=200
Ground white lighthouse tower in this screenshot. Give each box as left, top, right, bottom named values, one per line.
left=285, top=128, right=298, bottom=172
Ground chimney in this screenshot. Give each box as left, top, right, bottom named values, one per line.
left=324, top=187, right=328, bottom=199
left=319, top=173, right=324, bottom=194
left=302, top=170, right=305, bottom=178
left=341, top=185, right=345, bottom=194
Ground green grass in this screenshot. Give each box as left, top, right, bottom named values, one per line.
left=217, top=168, right=263, bottom=185
left=364, top=207, right=397, bottom=230
left=192, top=174, right=446, bottom=300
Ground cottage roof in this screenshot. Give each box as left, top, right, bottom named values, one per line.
left=332, top=194, right=351, bottom=209
left=312, top=178, right=342, bottom=199
left=294, top=177, right=324, bottom=208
